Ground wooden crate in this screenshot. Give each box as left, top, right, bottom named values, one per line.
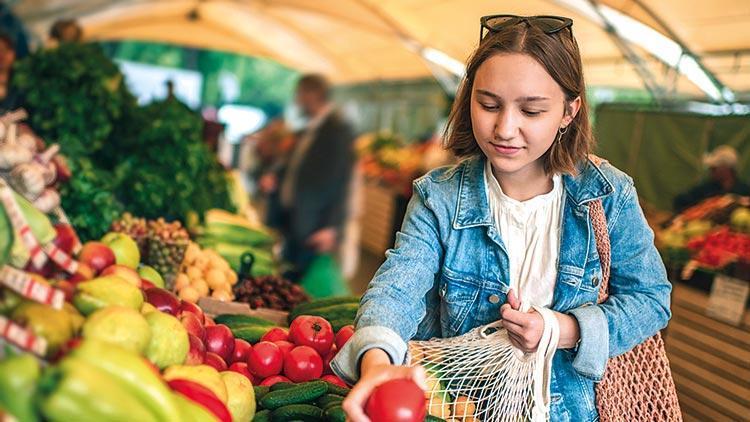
left=198, top=297, right=289, bottom=326
left=361, top=180, right=396, bottom=255
left=665, top=283, right=750, bottom=421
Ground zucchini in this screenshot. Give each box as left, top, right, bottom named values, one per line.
left=304, top=303, right=358, bottom=322
left=253, top=409, right=271, bottom=422
left=270, top=382, right=296, bottom=392
left=324, top=405, right=346, bottom=422
left=260, top=380, right=328, bottom=410
left=214, top=314, right=278, bottom=327
left=316, top=394, right=344, bottom=409
left=425, top=415, right=447, bottom=422
left=324, top=382, right=350, bottom=397
left=253, top=385, right=270, bottom=401
left=288, top=297, right=360, bottom=322
left=270, top=404, right=323, bottom=421
left=230, top=325, right=269, bottom=343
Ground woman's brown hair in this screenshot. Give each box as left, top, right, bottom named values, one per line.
left=444, top=19, right=594, bottom=175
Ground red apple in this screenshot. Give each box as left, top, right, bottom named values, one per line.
left=53, top=224, right=79, bottom=255
left=69, top=263, right=94, bottom=283
left=204, top=352, right=228, bottom=371
left=179, top=300, right=205, bottom=324
left=260, top=327, right=289, bottom=343
left=232, top=339, right=252, bottom=364
left=144, top=288, right=180, bottom=315
left=180, top=312, right=206, bottom=341
left=141, top=279, right=155, bottom=290
left=205, top=324, right=235, bottom=363
left=185, top=334, right=206, bottom=365
left=101, top=264, right=142, bottom=288
left=273, top=340, right=295, bottom=359
left=204, top=316, right=216, bottom=326
left=228, top=362, right=257, bottom=383
left=78, top=242, right=116, bottom=274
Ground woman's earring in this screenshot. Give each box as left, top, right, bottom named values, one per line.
left=555, top=125, right=568, bottom=143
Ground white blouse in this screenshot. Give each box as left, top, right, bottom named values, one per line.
left=484, top=160, right=564, bottom=309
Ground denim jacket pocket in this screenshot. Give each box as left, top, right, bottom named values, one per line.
left=439, top=270, right=480, bottom=335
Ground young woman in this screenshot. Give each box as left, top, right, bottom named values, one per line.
left=331, top=15, right=672, bottom=422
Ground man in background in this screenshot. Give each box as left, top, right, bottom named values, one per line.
left=674, top=145, right=750, bottom=211
left=261, top=74, right=356, bottom=277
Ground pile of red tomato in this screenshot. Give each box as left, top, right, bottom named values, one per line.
left=233, top=315, right=354, bottom=387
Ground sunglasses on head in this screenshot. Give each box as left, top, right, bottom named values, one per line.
left=480, top=15, right=573, bottom=42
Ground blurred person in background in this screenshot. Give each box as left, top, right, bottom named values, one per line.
left=674, top=145, right=749, bottom=212
left=261, top=74, right=356, bottom=278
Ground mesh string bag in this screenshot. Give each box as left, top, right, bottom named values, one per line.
left=407, top=304, right=560, bottom=421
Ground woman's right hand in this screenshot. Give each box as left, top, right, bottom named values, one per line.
left=341, top=348, right=427, bottom=422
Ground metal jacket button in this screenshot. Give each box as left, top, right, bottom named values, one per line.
left=591, top=276, right=600, bottom=287
left=488, top=294, right=500, bottom=304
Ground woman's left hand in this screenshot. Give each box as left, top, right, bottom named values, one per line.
left=500, top=289, right=544, bottom=353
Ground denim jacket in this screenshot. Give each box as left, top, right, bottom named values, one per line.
left=331, top=156, right=672, bottom=421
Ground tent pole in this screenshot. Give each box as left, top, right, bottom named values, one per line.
left=585, top=0, right=666, bottom=105
left=631, top=0, right=733, bottom=103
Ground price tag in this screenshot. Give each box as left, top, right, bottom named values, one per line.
left=0, top=265, right=65, bottom=309
left=706, top=274, right=749, bottom=326
left=0, top=315, right=47, bottom=356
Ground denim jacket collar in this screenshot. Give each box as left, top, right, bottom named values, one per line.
left=453, top=156, right=615, bottom=230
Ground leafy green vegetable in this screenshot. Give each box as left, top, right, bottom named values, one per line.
left=12, top=43, right=234, bottom=236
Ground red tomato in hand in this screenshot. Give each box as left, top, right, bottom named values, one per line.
left=335, top=325, right=355, bottom=349
left=284, top=345, right=323, bottom=383
left=365, top=379, right=426, bottom=422
left=289, top=316, right=334, bottom=355
left=261, top=327, right=289, bottom=343
left=247, top=341, right=283, bottom=378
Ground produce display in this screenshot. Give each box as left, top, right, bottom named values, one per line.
left=13, top=43, right=234, bottom=241
left=356, top=131, right=425, bottom=195
left=196, top=209, right=276, bottom=277
left=233, top=274, right=308, bottom=311
left=658, top=194, right=750, bottom=279
left=287, top=296, right=360, bottom=332
left=175, top=242, right=238, bottom=303
left=111, top=213, right=191, bottom=289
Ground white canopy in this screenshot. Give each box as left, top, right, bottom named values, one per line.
left=14, top=0, right=750, bottom=100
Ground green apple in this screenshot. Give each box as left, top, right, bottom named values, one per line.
left=138, top=265, right=165, bottom=289
left=221, top=371, right=256, bottom=421
left=82, top=306, right=151, bottom=353
left=140, top=302, right=157, bottom=314
left=144, top=312, right=189, bottom=369
left=163, top=364, right=228, bottom=403
left=101, top=232, right=140, bottom=269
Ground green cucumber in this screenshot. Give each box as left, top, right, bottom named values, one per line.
left=230, top=325, right=269, bottom=343
left=305, top=304, right=358, bottom=322
left=425, top=415, right=447, bottom=422
left=324, top=405, right=346, bottom=422
left=270, top=404, right=323, bottom=421
left=269, top=382, right=296, bottom=392
left=288, top=297, right=360, bottom=322
left=253, top=385, right=270, bottom=401
left=260, top=380, right=328, bottom=410
left=214, top=314, right=278, bottom=327
left=324, top=382, right=350, bottom=397
left=316, top=394, right=344, bottom=409
left=253, top=409, right=271, bottom=422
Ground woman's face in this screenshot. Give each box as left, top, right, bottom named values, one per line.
left=471, top=53, right=579, bottom=178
